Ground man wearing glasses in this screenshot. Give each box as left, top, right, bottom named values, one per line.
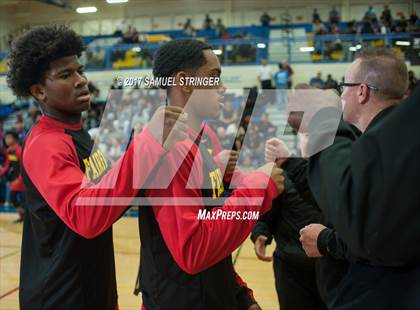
left=302, top=48, right=408, bottom=309
left=337, top=50, right=402, bottom=133
left=271, top=47, right=420, bottom=309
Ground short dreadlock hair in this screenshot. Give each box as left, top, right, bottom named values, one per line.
left=152, top=39, right=212, bottom=88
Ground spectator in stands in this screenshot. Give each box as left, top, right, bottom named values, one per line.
left=215, top=126, right=234, bottom=150
left=309, top=72, right=325, bottom=88
left=108, top=137, right=123, bottom=164
left=245, top=127, right=263, bottom=165
left=203, top=14, right=215, bottom=30
left=232, top=31, right=246, bottom=39
left=137, top=31, right=148, bottom=44
left=372, top=16, right=380, bottom=32
left=24, top=103, right=42, bottom=128
left=366, top=4, right=377, bottom=20
left=0, top=131, right=24, bottom=223
left=408, top=70, right=419, bottom=95
left=330, top=24, right=342, bottom=41
left=130, top=27, right=140, bottom=43
left=410, top=10, right=418, bottom=25
left=114, top=21, right=125, bottom=36
left=15, top=121, right=26, bottom=143
left=345, top=20, right=357, bottom=34
left=324, top=74, right=338, bottom=90
left=325, top=24, right=343, bottom=57
left=257, top=59, right=273, bottom=90
left=329, top=6, right=340, bottom=25
left=312, top=8, right=321, bottom=23
left=408, top=11, right=419, bottom=32
left=215, top=18, right=226, bottom=38
left=380, top=18, right=390, bottom=35
left=260, top=12, right=275, bottom=27
left=225, top=122, right=239, bottom=141
left=111, top=48, right=125, bottom=63
left=239, top=147, right=253, bottom=167
left=221, top=31, right=231, bottom=40
left=219, top=101, right=238, bottom=127
left=122, top=25, right=134, bottom=43
left=396, top=13, right=408, bottom=32
left=360, top=15, right=375, bottom=34
left=381, top=5, right=393, bottom=26
left=238, top=100, right=252, bottom=131
left=85, top=109, right=100, bottom=130
left=111, top=77, right=123, bottom=90
left=274, top=63, right=288, bottom=89
left=15, top=111, right=24, bottom=124
left=313, top=19, right=327, bottom=35
left=183, top=18, right=196, bottom=37
left=282, top=60, right=294, bottom=88
left=256, top=113, right=277, bottom=139
left=273, top=63, right=288, bottom=105
left=88, top=81, right=100, bottom=99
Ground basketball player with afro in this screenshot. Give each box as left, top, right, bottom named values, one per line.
left=7, top=25, right=186, bottom=310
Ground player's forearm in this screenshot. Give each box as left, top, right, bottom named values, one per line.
left=26, top=128, right=165, bottom=238
left=152, top=173, right=278, bottom=274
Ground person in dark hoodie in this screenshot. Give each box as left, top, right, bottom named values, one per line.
left=251, top=170, right=327, bottom=310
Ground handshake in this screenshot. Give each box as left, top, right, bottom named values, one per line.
left=264, top=134, right=310, bottom=164
left=215, top=149, right=285, bottom=193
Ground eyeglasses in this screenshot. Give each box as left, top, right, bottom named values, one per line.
left=337, top=82, right=379, bottom=94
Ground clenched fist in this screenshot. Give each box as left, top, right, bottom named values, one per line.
left=147, top=106, right=188, bottom=151
left=257, top=162, right=285, bottom=193
left=299, top=223, right=327, bottom=257
left=265, top=138, right=290, bottom=165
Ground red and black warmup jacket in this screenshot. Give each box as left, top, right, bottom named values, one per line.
left=138, top=127, right=279, bottom=310
left=20, top=115, right=165, bottom=310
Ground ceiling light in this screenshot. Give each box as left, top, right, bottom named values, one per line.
left=396, top=41, right=410, bottom=46
left=106, top=0, right=128, bottom=3
left=76, top=7, right=97, bottom=13
left=299, top=46, right=314, bottom=52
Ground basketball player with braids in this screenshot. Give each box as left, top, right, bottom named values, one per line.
left=136, top=39, right=285, bottom=310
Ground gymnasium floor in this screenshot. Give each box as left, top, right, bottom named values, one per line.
left=0, top=213, right=278, bottom=310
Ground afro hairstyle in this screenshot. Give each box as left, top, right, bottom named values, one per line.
left=7, top=24, right=85, bottom=97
